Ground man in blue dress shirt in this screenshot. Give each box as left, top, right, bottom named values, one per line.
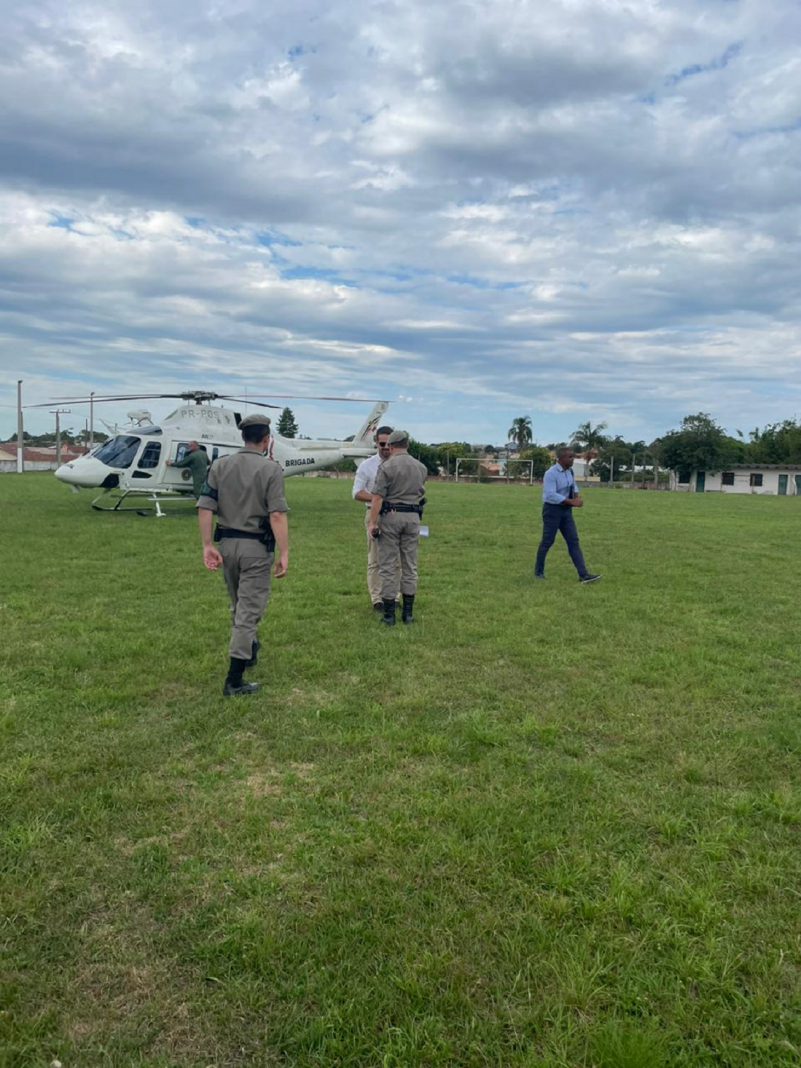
left=535, top=447, right=601, bottom=583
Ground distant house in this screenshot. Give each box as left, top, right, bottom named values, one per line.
left=672, top=465, right=801, bottom=496
left=0, top=444, right=90, bottom=472
left=572, top=457, right=600, bottom=482
left=0, top=443, right=89, bottom=459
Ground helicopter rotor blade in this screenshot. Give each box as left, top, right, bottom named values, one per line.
left=25, top=390, right=390, bottom=409
left=25, top=394, right=185, bottom=407
left=216, top=397, right=283, bottom=410
left=242, top=394, right=389, bottom=402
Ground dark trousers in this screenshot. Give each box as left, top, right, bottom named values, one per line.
left=535, top=504, right=588, bottom=577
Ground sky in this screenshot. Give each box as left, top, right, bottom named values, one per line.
left=1, top=0, right=800, bottom=444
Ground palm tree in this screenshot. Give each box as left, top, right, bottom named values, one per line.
left=507, top=416, right=533, bottom=451
left=571, top=420, right=608, bottom=458
left=570, top=420, right=608, bottom=482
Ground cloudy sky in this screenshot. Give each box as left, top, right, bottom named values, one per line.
left=1, top=0, right=800, bottom=443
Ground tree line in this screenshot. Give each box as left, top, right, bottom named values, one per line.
left=3, top=429, right=110, bottom=447
left=659, top=413, right=801, bottom=478
left=505, top=416, right=643, bottom=481
left=11, top=407, right=797, bottom=481
left=504, top=412, right=801, bottom=483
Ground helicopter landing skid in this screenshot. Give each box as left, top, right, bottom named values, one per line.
left=91, top=488, right=196, bottom=517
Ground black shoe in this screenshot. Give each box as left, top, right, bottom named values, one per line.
left=579, top=573, right=602, bottom=584
left=380, top=599, right=396, bottom=626
left=223, top=680, right=260, bottom=697
left=245, top=639, right=260, bottom=669
left=534, top=573, right=546, bottom=580
left=373, top=602, right=384, bottom=612
left=401, top=594, right=415, bottom=624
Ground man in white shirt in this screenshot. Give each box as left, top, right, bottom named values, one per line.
left=352, top=425, right=400, bottom=610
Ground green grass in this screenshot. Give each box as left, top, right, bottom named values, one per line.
left=2, top=475, right=800, bottom=1067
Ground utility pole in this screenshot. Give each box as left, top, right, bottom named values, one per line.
left=16, top=380, right=24, bottom=474
left=49, top=409, right=71, bottom=466
left=89, top=391, right=95, bottom=449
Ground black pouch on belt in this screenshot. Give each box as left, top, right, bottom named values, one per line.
left=259, top=517, right=277, bottom=551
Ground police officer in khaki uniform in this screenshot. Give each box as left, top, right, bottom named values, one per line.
left=352, top=424, right=400, bottom=610
left=368, top=430, right=427, bottom=626
left=197, top=415, right=289, bottom=696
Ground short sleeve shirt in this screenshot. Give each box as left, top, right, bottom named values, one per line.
left=197, top=449, right=288, bottom=533
left=373, top=452, right=427, bottom=505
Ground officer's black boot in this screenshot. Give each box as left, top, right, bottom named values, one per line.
left=245, top=639, right=260, bottom=669
left=223, top=656, right=259, bottom=697
left=380, top=599, right=396, bottom=626
left=401, top=594, right=415, bottom=624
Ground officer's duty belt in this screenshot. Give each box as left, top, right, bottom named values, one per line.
left=381, top=502, right=423, bottom=514
left=214, top=525, right=268, bottom=542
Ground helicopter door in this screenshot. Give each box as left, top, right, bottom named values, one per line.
left=168, top=442, right=209, bottom=490
left=167, top=442, right=190, bottom=489
left=131, top=441, right=162, bottom=479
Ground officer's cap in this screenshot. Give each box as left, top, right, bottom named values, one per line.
left=387, top=429, right=409, bottom=446
left=239, top=414, right=271, bottom=430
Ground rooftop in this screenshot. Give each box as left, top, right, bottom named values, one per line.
left=0, top=444, right=90, bottom=462
left=724, top=464, right=801, bottom=471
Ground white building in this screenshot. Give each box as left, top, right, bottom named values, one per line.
left=572, top=458, right=600, bottom=482
left=671, top=464, right=801, bottom=495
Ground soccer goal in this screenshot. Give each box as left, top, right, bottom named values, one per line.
left=454, top=457, right=482, bottom=482
left=503, top=460, right=535, bottom=484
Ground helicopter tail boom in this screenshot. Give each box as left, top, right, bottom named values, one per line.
left=353, top=401, right=390, bottom=447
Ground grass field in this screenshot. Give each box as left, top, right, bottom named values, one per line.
left=2, top=474, right=800, bottom=1068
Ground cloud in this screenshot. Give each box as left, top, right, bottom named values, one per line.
left=1, top=0, right=801, bottom=443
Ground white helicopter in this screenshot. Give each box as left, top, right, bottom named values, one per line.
left=31, top=390, right=388, bottom=516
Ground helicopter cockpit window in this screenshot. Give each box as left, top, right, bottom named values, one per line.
left=138, top=442, right=162, bottom=469
left=94, top=435, right=140, bottom=469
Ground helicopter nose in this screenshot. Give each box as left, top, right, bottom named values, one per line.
left=54, top=458, right=110, bottom=488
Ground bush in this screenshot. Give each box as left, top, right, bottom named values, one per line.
left=517, top=446, right=552, bottom=479
left=408, top=439, right=442, bottom=475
